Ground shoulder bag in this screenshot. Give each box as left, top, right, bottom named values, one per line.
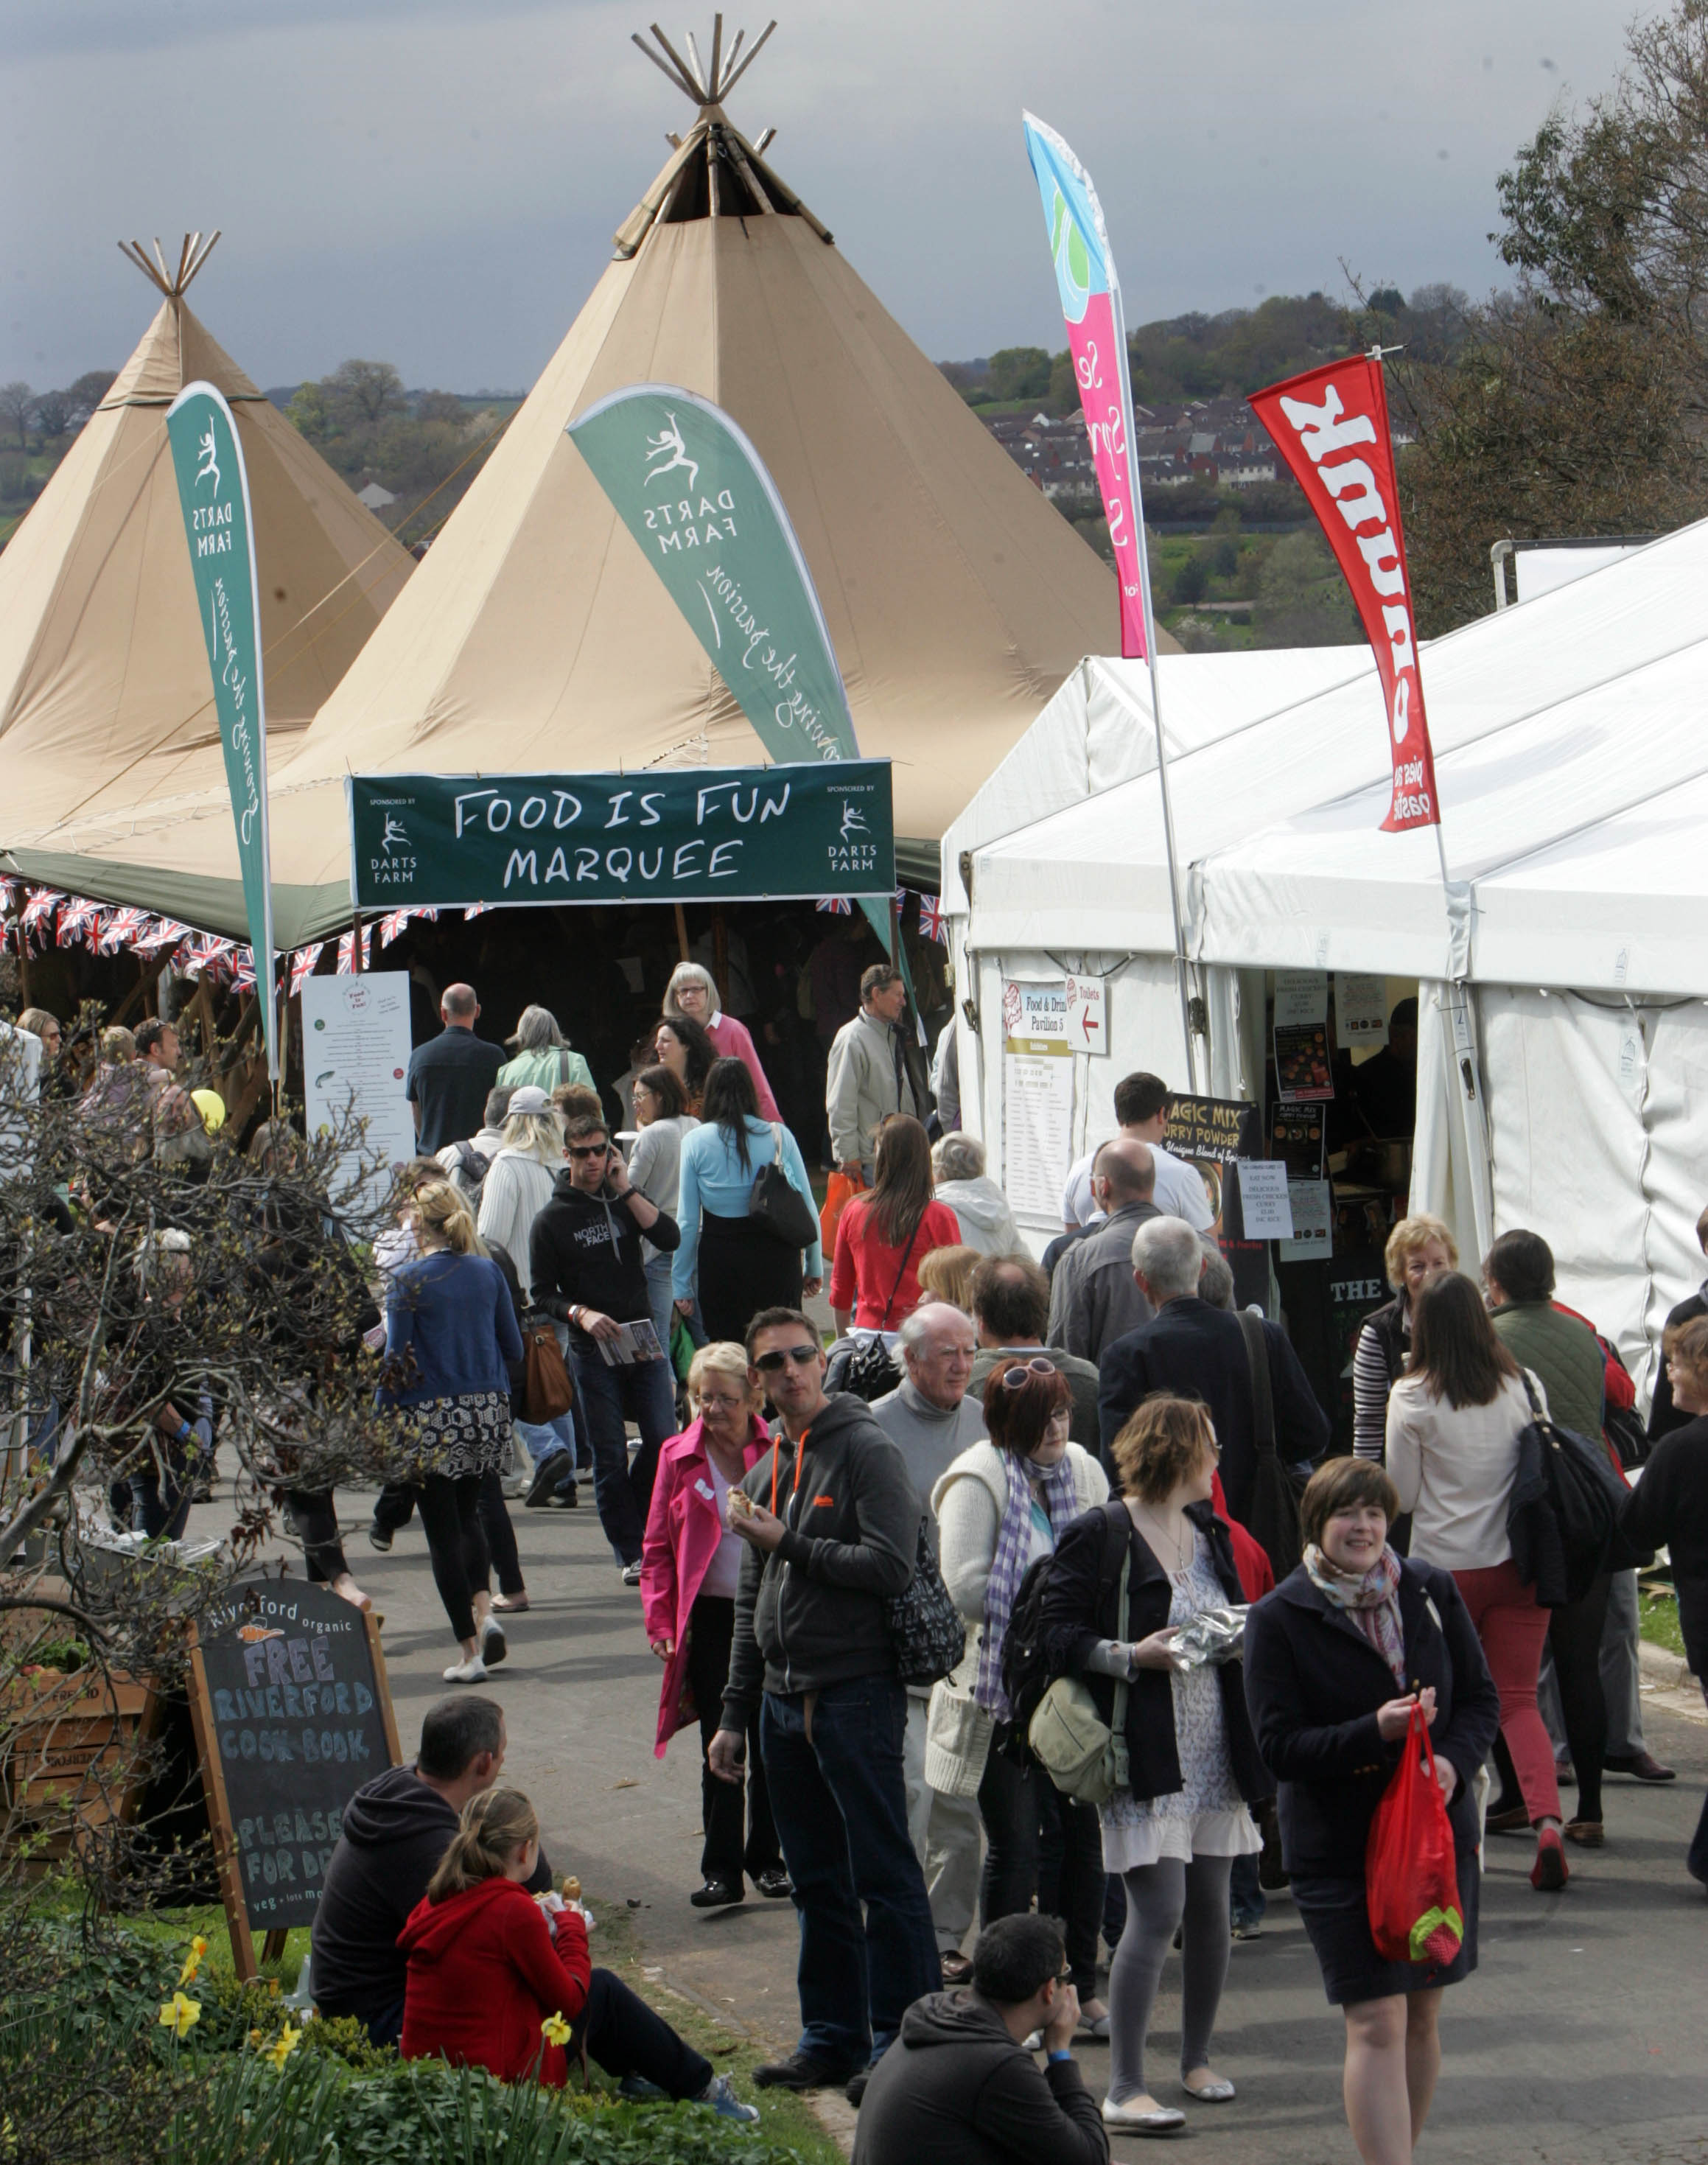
left=886, top=1519, right=967, bottom=1687
left=1237, top=1307, right=1305, bottom=1579
left=1026, top=1505, right=1134, bottom=1807
left=749, top=1122, right=820, bottom=1250
left=519, top=1315, right=574, bottom=1424
left=1515, top=1370, right=1625, bottom=1606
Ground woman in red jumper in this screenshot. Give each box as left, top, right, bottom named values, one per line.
left=399, top=1788, right=756, bottom=2119
left=642, top=1343, right=790, bottom=1911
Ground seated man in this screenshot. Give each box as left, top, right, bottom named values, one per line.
left=312, top=1696, right=548, bottom=2045
left=852, top=1913, right=1108, bottom=2164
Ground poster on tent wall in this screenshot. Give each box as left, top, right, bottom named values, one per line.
left=164, top=380, right=279, bottom=1081
left=1249, top=354, right=1440, bottom=833
left=1022, top=113, right=1149, bottom=660
left=567, top=382, right=918, bottom=1023
left=1273, top=970, right=1334, bottom=1102
left=1167, top=1094, right=1268, bottom=1310
left=301, top=972, right=416, bottom=1220
left=1001, top=980, right=1074, bottom=1223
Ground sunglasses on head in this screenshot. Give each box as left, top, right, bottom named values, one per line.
left=1000, top=1357, right=1057, bottom=1389
left=754, top=1343, right=821, bottom=1373
left=568, top=1142, right=610, bottom=1160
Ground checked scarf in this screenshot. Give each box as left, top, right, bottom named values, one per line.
left=974, top=1449, right=1082, bottom=1719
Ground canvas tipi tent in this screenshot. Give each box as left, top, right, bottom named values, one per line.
left=27, top=24, right=1141, bottom=943
left=0, top=234, right=413, bottom=918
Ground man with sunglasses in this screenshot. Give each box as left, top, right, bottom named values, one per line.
left=710, top=1307, right=940, bottom=2100
left=530, top=1113, right=679, bottom=1582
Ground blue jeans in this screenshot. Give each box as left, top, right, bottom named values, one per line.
left=1230, top=1851, right=1265, bottom=1929
left=574, top=1342, right=678, bottom=1566
left=760, top=1675, right=940, bottom=2069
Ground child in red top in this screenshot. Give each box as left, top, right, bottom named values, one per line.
left=830, top=1115, right=961, bottom=1332
left=398, top=1788, right=756, bottom=2120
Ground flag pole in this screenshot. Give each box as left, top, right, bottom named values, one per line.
left=1116, top=278, right=1197, bottom=1092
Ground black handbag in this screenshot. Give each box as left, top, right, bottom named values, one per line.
left=886, top=1518, right=967, bottom=1687
left=825, top=1211, right=924, bottom=1402
left=748, top=1123, right=820, bottom=1250
left=1517, top=1371, right=1626, bottom=1606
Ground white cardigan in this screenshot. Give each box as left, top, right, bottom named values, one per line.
left=475, top=1150, right=556, bottom=1301
left=1385, top=1367, right=1544, bottom=1571
left=925, top=1438, right=1109, bottom=1795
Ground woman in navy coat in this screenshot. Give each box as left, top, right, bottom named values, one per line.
left=1244, top=1457, right=1499, bottom=2165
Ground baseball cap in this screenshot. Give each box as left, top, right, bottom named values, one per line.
left=507, top=1085, right=551, bottom=1116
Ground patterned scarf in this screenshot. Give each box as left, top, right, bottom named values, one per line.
left=1303, top=1541, right=1406, bottom=1687
left=975, top=1449, right=1081, bottom=1719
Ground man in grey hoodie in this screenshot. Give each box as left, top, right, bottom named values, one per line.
left=874, top=1304, right=988, bottom=1982
left=711, top=1307, right=939, bottom=2096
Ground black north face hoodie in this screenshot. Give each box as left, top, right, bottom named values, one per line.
left=528, top=1170, right=679, bottom=1336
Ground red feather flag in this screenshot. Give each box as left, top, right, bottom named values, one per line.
left=1248, top=354, right=1439, bottom=833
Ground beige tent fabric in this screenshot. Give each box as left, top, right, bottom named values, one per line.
left=13, top=130, right=1171, bottom=944
left=0, top=294, right=412, bottom=870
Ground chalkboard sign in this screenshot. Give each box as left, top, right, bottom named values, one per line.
left=186, top=1578, right=402, bottom=1978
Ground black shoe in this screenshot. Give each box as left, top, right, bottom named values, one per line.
left=525, top=1452, right=573, bottom=1508
left=845, top=2068, right=872, bottom=2108
left=752, top=2053, right=858, bottom=2092
left=690, top=1878, right=745, bottom=1909
left=547, top=1483, right=578, bottom=1508
left=366, top=1522, right=393, bottom=1553
left=753, top=1868, right=793, bottom=1899
left=1606, top=1752, right=1677, bottom=1782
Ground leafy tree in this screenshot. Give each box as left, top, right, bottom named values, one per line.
left=1393, top=0, right=1708, bottom=631
left=324, top=358, right=407, bottom=436
left=31, top=389, right=73, bottom=441
left=1172, top=553, right=1210, bottom=605
left=66, top=370, right=117, bottom=424
left=987, top=346, right=1051, bottom=402
left=1255, top=531, right=1360, bottom=646
left=0, top=382, right=33, bottom=451
left=414, top=390, right=466, bottom=427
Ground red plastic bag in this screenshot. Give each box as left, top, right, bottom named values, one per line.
left=819, top=1168, right=864, bottom=1259
left=1365, top=1701, right=1463, bottom=1966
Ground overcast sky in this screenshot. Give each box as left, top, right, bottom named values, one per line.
left=3, top=0, right=1638, bottom=393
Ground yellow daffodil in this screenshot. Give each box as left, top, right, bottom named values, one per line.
left=177, top=1934, right=209, bottom=1987
left=265, top=2021, right=301, bottom=2071
left=158, top=1992, right=201, bottom=2041
left=541, top=2011, right=573, bottom=2047
left=248, top=2029, right=264, bottom=2048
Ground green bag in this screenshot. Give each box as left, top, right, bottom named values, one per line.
left=1026, top=1542, right=1132, bottom=1806
left=670, top=1312, right=696, bottom=1383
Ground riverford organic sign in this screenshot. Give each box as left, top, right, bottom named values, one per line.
left=347, top=762, right=895, bottom=910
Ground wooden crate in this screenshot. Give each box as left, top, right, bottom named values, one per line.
left=1, top=1670, right=159, bottom=1864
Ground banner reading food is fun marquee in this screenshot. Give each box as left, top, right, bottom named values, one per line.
left=1249, top=354, right=1439, bottom=832
left=1022, top=112, right=1150, bottom=660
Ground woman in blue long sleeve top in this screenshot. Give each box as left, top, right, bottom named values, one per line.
left=672, top=1060, right=822, bottom=1346
left=381, top=1178, right=524, bottom=1684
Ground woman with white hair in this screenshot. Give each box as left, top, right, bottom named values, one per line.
left=497, top=1005, right=595, bottom=1097
left=931, top=1132, right=1024, bottom=1259
left=664, top=962, right=780, bottom=1122
left=475, top=1087, right=564, bottom=1301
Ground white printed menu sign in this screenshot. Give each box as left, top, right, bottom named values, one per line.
left=302, top=970, right=418, bottom=1216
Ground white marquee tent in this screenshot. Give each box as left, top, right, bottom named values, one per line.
left=944, top=520, right=1708, bottom=1394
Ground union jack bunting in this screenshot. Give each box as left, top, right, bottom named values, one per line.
left=181, top=934, right=237, bottom=980
left=336, top=924, right=373, bottom=975
left=55, top=896, right=102, bottom=948
left=229, top=947, right=257, bottom=995
left=132, top=916, right=190, bottom=956
left=814, top=896, right=852, bottom=914
left=463, top=903, right=491, bottom=922
left=377, top=909, right=413, bottom=948
left=289, top=943, right=326, bottom=995
left=917, top=894, right=947, bottom=944
left=21, top=888, right=63, bottom=945
left=97, top=905, right=150, bottom=955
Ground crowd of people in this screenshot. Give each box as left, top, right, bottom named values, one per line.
left=15, top=955, right=1704, bottom=2161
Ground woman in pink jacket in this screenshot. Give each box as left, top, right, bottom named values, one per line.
left=641, top=1339, right=790, bottom=1910
left=665, top=962, right=781, bottom=1124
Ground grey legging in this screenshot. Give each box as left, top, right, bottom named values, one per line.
left=1108, top=1856, right=1233, bottom=2104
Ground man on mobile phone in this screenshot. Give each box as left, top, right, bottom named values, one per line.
left=531, top=1114, right=679, bottom=1582
left=708, top=1307, right=939, bottom=2102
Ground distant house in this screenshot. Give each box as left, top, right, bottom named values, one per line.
left=357, top=481, right=397, bottom=511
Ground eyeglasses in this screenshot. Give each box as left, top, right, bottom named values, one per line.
left=1000, top=1357, right=1057, bottom=1389
left=567, top=1143, right=610, bottom=1160
left=754, top=1343, right=821, bottom=1374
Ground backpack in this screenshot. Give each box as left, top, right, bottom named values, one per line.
left=449, top=1141, right=491, bottom=1208
left=998, top=1501, right=1130, bottom=1762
